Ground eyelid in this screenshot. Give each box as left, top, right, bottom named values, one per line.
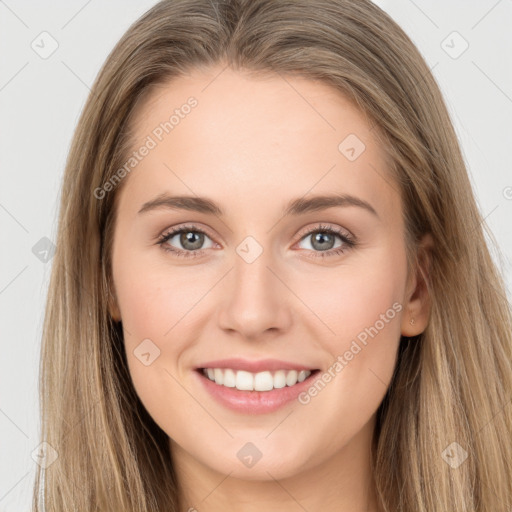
left=294, top=222, right=355, bottom=245
left=157, top=222, right=356, bottom=259
left=158, top=223, right=217, bottom=242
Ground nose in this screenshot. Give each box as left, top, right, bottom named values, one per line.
left=216, top=244, right=293, bottom=341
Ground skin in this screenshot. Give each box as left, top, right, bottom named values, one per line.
left=108, top=65, right=432, bottom=512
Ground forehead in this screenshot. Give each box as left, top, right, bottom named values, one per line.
left=132, top=66, right=375, bottom=154
left=119, top=66, right=398, bottom=221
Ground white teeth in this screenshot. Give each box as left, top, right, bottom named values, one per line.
left=254, top=371, right=273, bottom=391
left=297, top=370, right=308, bottom=383
left=236, top=370, right=254, bottom=391
left=214, top=368, right=224, bottom=385
left=286, top=370, right=298, bottom=386
left=273, top=370, right=287, bottom=389
left=202, top=368, right=312, bottom=391
left=223, top=368, right=236, bottom=388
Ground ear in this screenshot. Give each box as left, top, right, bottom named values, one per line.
left=107, top=279, right=122, bottom=323
left=401, top=233, right=434, bottom=337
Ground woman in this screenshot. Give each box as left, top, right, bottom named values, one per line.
left=33, top=0, right=512, bottom=510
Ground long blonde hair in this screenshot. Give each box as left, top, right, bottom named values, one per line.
left=34, top=0, right=512, bottom=510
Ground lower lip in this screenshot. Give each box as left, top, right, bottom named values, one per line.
left=194, top=369, right=320, bottom=414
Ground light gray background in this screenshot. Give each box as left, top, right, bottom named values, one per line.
left=1, top=1, right=511, bottom=509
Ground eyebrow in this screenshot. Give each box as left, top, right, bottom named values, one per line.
left=138, top=192, right=379, bottom=219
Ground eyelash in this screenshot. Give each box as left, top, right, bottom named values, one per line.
left=156, top=223, right=357, bottom=260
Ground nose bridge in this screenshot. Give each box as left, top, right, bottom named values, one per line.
left=233, top=243, right=273, bottom=299
left=217, top=235, right=292, bottom=338
left=232, top=238, right=279, bottom=310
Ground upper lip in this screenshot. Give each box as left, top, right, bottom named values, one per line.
left=196, top=358, right=317, bottom=373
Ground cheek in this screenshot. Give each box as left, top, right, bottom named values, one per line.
left=112, top=251, right=218, bottom=424
left=292, top=243, right=406, bottom=352
left=113, top=246, right=215, bottom=341
left=291, top=247, right=405, bottom=447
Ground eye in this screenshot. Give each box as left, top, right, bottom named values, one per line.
left=157, top=224, right=215, bottom=258
left=156, top=223, right=356, bottom=260
left=295, top=223, right=356, bottom=259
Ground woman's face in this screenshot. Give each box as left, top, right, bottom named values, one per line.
left=109, top=66, right=422, bottom=482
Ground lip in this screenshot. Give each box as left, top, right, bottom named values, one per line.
left=194, top=365, right=321, bottom=415
left=195, top=358, right=316, bottom=373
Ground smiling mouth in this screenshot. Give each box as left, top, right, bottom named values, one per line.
left=197, top=367, right=320, bottom=392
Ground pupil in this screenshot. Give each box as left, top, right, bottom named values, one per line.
left=312, top=232, right=334, bottom=251
left=181, top=231, right=203, bottom=250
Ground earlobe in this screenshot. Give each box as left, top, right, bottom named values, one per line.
left=107, top=282, right=122, bottom=323
left=108, top=298, right=121, bottom=323
left=401, top=233, right=434, bottom=337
